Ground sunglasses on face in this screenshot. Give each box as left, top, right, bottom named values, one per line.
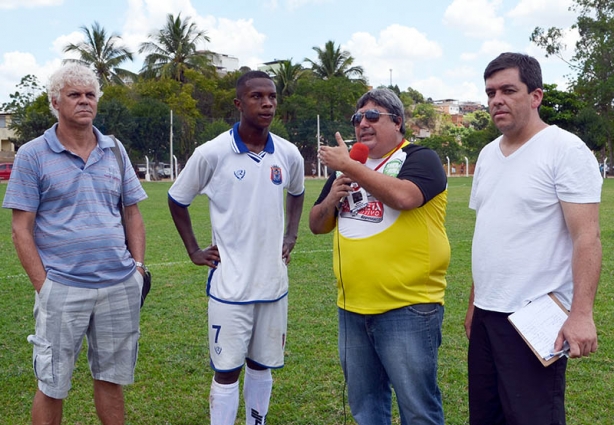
left=350, top=109, right=397, bottom=127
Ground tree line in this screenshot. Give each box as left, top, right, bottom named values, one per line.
left=2, top=1, right=612, bottom=169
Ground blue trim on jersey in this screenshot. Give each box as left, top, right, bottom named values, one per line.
left=209, top=358, right=284, bottom=372
left=203, top=244, right=290, bottom=305
left=168, top=193, right=190, bottom=208
left=231, top=122, right=275, bottom=154
left=209, top=359, right=245, bottom=373
left=207, top=283, right=289, bottom=305
left=247, top=150, right=267, bottom=163
left=246, top=358, right=284, bottom=370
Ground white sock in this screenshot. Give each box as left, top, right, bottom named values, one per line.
left=243, top=367, right=273, bottom=425
left=210, top=379, right=239, bottom=425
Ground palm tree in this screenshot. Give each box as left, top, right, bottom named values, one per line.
left=304, top=40, right=365, bottom=81
left=139, top=13, right=211, bottom=82
left=272, top=59, right=305, bottom=102
left=63, top=22, right=135, bottom=87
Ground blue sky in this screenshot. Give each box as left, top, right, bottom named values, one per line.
left=0, top=0, right=580, bottom=106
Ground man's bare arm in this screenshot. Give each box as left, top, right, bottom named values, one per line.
left=123, top=203, right=146, bottom=266
left=556, top=201, right=601, bottom=358
left=11, top=209, right=46, bottom=292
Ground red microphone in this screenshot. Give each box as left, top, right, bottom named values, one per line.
left=349, top=142, right=369, bottom=164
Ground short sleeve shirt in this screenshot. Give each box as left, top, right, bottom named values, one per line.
left=470, top=125, right=602, bottom=312
left=168, top=123, right=305, bottom=303
left=2, top=124, right=148, bottom=287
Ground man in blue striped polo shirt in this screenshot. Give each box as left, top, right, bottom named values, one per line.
left=2, top=64, right=148, bottom=425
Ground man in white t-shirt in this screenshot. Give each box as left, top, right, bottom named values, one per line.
left=168, top=71, right=305, bottom=425
left=465, top=52, right=602, bottom=424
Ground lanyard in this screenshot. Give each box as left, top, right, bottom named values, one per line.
left=373, top=140, right=406, bottom=172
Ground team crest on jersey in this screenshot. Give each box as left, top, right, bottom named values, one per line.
left=383, top=159, right=402, bottom=177
left=270, top=165, right=282, bottom=185
left=234, top=169, right=246, bottom=180
left=214, top=346, right=222, bottom=355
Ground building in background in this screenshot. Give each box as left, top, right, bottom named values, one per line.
left=206, top=51, right=240, bottom=75
left=258, top=59, right=285, bottom=76
left=0, top=112, right=15, bottom=161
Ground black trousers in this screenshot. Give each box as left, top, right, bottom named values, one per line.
left=468, top=307, right=567, bottom=425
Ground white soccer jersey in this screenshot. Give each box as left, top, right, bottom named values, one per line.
left=169, top=123, right=305, bottom=303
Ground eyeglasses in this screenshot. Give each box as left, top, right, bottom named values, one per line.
left=350, top=109, right=397, bottom=127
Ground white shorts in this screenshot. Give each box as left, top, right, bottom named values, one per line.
left=208, top=297, right=288, bottom=372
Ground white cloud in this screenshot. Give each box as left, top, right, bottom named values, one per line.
left=0, top=0, right=62, bottom=9
left=445, top=65, right=477, bottom=79
left=507, top=0, right=575, bottom=28
left=207, top=18, right=266, bottom=69
left=123, top=0, right=201, bottom=54
left=263, top=0, right=278, bottom=10
left=121, top=0, right=266, bottom=70
left=346, top=24, right=442, bottom=88
left=0, top=51, right=61, bottom=104
left=460, top=52, right=478, bottom=61
left=479, top=39, right=514, bottom=56
left=443, top=0, right=505, bottom=39
left=286, top=0, right=332, bottom=10
left=50, top=31, right=82, bottom=57
left=460, top=39, right=514, bottom=62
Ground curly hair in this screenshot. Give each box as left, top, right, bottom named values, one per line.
left=47, top=64, right=102, bottom=118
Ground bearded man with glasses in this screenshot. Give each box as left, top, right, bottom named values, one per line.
left=309, top=88, right=450, bottom=425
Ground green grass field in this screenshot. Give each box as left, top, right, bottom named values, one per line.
left=1, top=177, right=612, bottom=424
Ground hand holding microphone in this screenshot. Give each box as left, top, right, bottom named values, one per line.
left=319, top=132, right=369, bottom=171
left=336, top=139, right=369, bottom=209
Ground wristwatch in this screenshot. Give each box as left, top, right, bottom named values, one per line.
left=135, top=261, right=149, bottom=272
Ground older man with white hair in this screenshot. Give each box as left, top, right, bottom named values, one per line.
left=2, top=64, right=148, bottom=425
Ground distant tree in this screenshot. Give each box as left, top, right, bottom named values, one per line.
left=531, top=0, right=614, bottom=162
left=273, top=59, right=306, bottom=104
left=63, top=22, right=135, bottom=86
left=574, top=106, right=608, bottom=151
left=1, top=74, right=43, bottom=112
left=463, top=121, right=501, bottom=160
left=463, top=110, right=491, bottom=130
left=7, top=94, right=55, bottom=147
left=276, top=78, right=319, bottom=126
left=418, top=134, right=463, bottom=163
left=1, top=75, right=54, bottom=147
left=94, top=98, right=134, bottom=149
left=412, top=102, right=437, bottom=129
left=307, top=76, right=367, bottom=122
left=443, top=124, right=474, bottom=140
left=404, top=87, right=425, bottom=104
left=386, top=84, right=401, bottom=97
left=129, top=97, right=172, bottom=161
left=285, top=115, right=354, bottom=165
left=304, top=40, right=365, bottom=82
left=195, top=119, right=231, bottom=146
left=182, top=68, right=218, bottom=120
left=540, top=83, right=584, bottom=132
left=269, top=117, right=290, bottom=140
left=139, top=13, right=212, bottom=82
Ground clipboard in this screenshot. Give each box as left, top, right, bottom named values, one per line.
left=508, top=293, right=570, bottom=367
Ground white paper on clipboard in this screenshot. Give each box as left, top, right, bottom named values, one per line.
left=508, top=293, right=569, bottom=365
